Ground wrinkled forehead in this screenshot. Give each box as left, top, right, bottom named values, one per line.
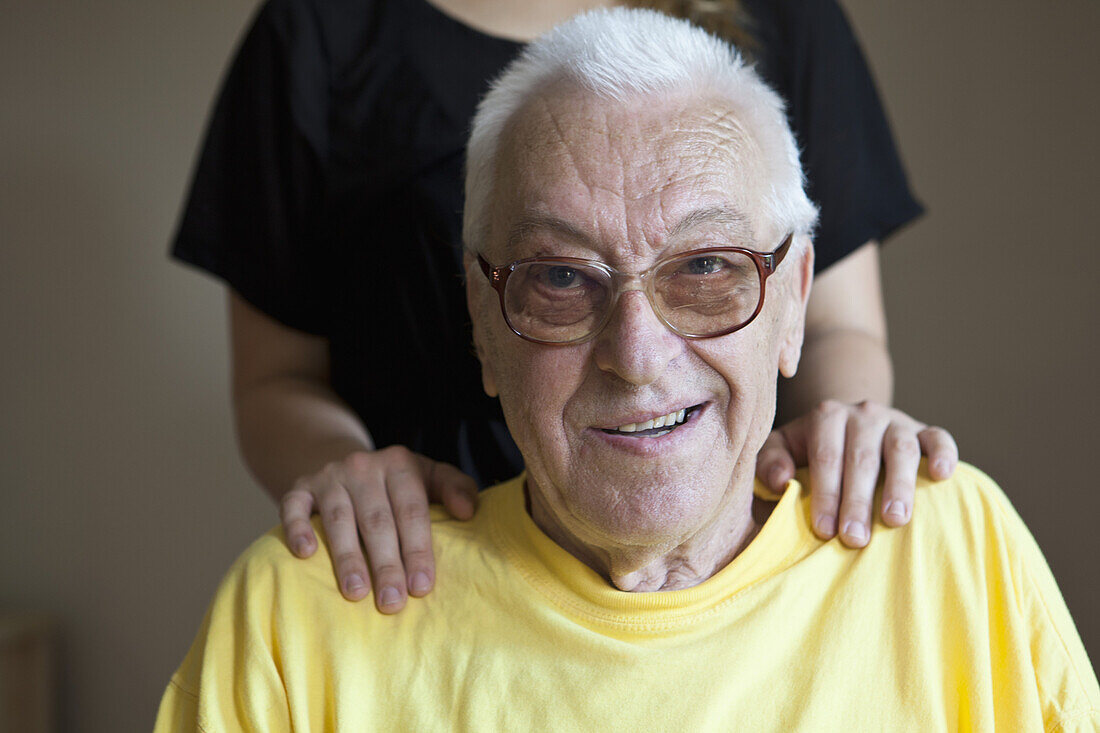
left=488, top=84, right=770, bottom=262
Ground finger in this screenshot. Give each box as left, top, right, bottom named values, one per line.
left=386, top=464, right=437, bottom=599
left=807, top=402, right=847, bottom=539
left=427, top=461, right=479, bottom=521
left=837, top=405, right=889, bottom=548
left=756, top=429, right=797, bottom=492
left=279, top=486, right=318, bottom=558
left=879, top=423, right=922, bottom=527
left=919, top=426, right=959, bottom=480
left=350, top=460, right=410, bottom=614
left=777, top=414, right=811, bottom=468
left=318, top=484, right=372, bottom=602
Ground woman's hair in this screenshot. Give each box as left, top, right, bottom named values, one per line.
left=625, top=0, right=757, bottom=56
left=462, top=7, right=817, bottom=252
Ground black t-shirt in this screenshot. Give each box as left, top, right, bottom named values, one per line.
left=173, top=0, right=922, bottom=487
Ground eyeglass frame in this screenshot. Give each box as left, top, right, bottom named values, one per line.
left=475, top=231, right=795, bottom=346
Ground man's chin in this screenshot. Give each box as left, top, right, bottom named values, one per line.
left=565, top=473, right=733, bottom=547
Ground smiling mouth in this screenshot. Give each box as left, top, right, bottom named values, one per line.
left=599, top=404, right=703, bottom=438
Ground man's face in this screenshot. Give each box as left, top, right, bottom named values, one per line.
left=468, top=87, right=810, bottom=551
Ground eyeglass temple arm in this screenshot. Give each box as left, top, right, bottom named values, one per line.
left=477, top=252, right=501, bottom=282
left=764, top=232, right=795, bottom=272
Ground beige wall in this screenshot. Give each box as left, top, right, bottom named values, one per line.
left=0, top=1, right=1096, bottom=730
left=853, top=0, right=1100, bottom=686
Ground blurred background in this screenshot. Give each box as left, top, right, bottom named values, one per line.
left=1, top=0, right=1097, bottom=729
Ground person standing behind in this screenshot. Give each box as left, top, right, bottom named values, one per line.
left=174, top=0, right=958, bottom=612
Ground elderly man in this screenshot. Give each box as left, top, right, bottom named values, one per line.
left=155, top=9, right=1098, bottom=731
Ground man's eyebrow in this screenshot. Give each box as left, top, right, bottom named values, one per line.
left=669, top=206, right=752, bottom=240
left=505, top=207, right=751, bottom=251
left=506, top=214, right=593, bottom=250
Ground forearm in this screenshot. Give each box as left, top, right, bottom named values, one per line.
left=233, top=374, right=374, bottom=503
left=228, top=291, right=478, bottom=610
left=778, top=327, right=893, bottom=422
left=759, top=244, right=956, bottom=547
left=777, top=241, right=893, bottom=422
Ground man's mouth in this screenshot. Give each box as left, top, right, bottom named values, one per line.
left=599, top=404, right=703, bottom=438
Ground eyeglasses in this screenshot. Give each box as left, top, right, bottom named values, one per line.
left=476, top=232, right=793, bottom=345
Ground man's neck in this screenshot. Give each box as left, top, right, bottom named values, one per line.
left=527, top=475, right=763, bottom=592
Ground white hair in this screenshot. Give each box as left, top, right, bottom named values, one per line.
left=463, top=7, right=819, bottom=251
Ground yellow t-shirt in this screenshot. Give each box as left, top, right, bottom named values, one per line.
left=154, top=464, right=1099, bottom=731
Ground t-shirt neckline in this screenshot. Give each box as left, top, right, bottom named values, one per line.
left=485, top=474, right=819, bottom=633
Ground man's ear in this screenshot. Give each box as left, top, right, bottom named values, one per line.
left=464, top=252, right=499, bottom=398
left=477, top=332, right=500, bottom=399
left=778, top=237, right=814, bottom=379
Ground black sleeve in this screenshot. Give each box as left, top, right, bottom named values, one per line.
left=171, top=0, right=331, bottom=334
left=780, top=0, right=924, bottom=272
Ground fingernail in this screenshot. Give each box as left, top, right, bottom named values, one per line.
left=768, top=466, right=786, bottom=488
left=844, top=521, right=868, bottom=543
left=885, top=501, right=907, bottom=521
left=933, top=460, right=949, bottom=477
left=380, top=586, right=401, bottom=608
left=344, top=574, right=365, bottom=594
left=815, top=515, right=836, bottom=537
left=293, top=539, right=310, bottom=556
left=410, top=572, right=431, bottom=594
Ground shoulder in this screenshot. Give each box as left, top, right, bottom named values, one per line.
left=745, top=0, right=859, bottom=44
left=254, top=0, right=372, bottom=30
left=912, top=464, right=1100, bottom=720
left=914, top=460, right=1007, bottom=509
left=217, top=525, right=328, bottom=609
left=905, top=461, right=1034, bottom=556
left=912, top=461, right=1022, bottom=532
left=248, top=0, right=323, bottom=39
left=743, top=0, right=877, bottom=122
left=225, top=479, right=520, bottom=602
left=905, top=461, right=1073, bottom=621
left=768, top=0, right=868, bottom=83
left=245, top=0, right=382, bottom=63
left=761, top=0, right=856, bottom=31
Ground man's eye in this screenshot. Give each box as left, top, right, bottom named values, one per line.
left=683, top=256, right=727, bottom=275
left=542, top=266, right=581, bottom=288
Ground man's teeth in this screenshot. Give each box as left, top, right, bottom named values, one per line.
left=616, top=408, right=687, bottom=433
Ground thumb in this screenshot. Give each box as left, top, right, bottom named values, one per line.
left=426, top=461, right=479, bottom=520
left=756, top=429, right=797, bottom=492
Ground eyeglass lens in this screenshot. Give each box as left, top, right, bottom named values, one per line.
left=502, top=250, right=763, bottom=343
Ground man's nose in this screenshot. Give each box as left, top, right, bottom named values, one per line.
left=592, top=290, right=682, bottom=385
